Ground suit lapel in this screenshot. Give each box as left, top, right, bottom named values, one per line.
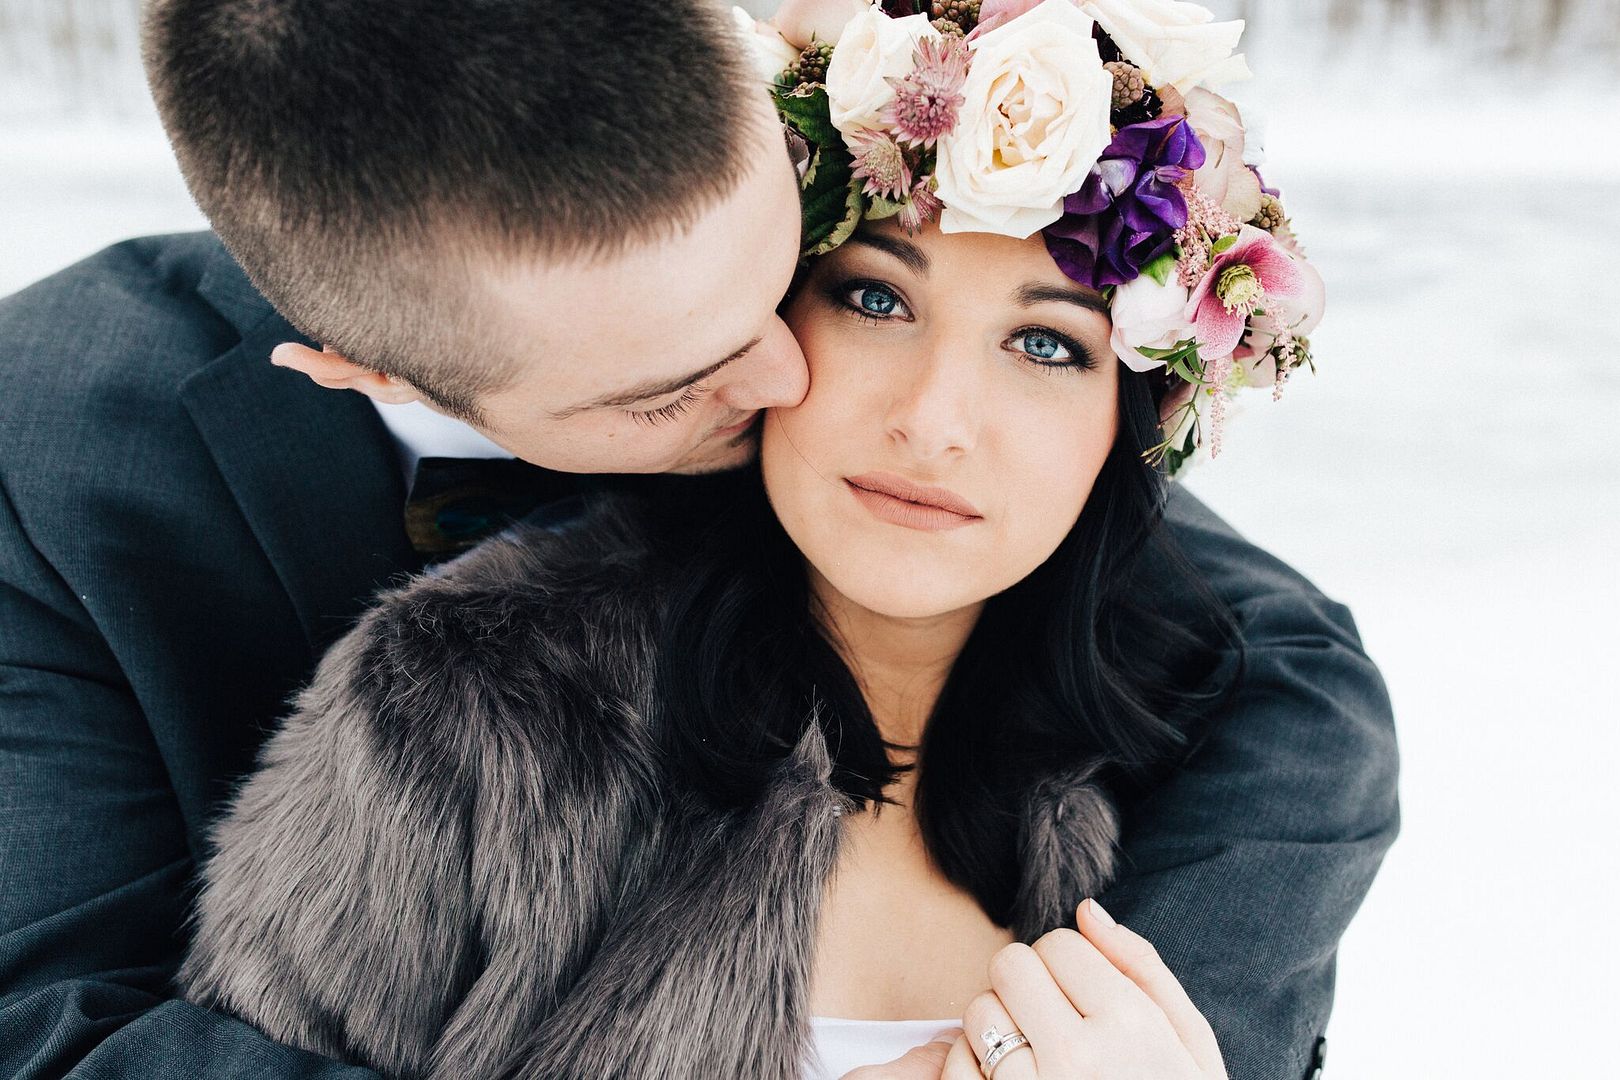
left=181, top=246, right=422, bottom=653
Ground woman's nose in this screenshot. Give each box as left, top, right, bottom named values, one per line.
left=714, top=317, right=810, bottom=412
left=883, top=347, right=979, bottom=461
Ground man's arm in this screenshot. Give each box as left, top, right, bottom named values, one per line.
left=1100, top=488, right=1399, bottom=1080
left=0, top=480, right=380, bottom=1079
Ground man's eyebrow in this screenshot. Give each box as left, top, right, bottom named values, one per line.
left=847, top=232, right=931, bottom=275
left=1013, top=282, right=1111, bottom=315
left=549, top=336, right=762, bottom=419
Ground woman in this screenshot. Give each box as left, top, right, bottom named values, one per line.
left=180, top=2, right=1326, bottom=1077
left=180, top=212, right=1237, bottom=1079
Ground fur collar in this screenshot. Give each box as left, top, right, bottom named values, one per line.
left=180, top=495, right=1118, bottom=1079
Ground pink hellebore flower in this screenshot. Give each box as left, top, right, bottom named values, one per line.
left=1236, top=254, right=1326, bottom=383
left=1184, top=224, right=1302, bottom=360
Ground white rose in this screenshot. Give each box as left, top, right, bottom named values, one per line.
left=768, top=0, right=873, bottom=50
left=1109, top=272, right=1195, bottom=372
left=1080, top=0, right=1252, bottom=93
left=1184, top=88, right=1262, bottom=221
left=934, top=0, right=1114, bottom=238
left=824, top=5, right=938, bottom=135
left=731, top=6, right=804, bottom=83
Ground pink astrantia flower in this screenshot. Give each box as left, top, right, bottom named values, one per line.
left=1184, top=224, right=1303, bottom=359
left=881, top=35, right=971, bottom=146
left=1175, top=180, right=1241, bottom=287
left=848, top=128, right=913, bottom=200
left=896, top=175, right=944, bottom=233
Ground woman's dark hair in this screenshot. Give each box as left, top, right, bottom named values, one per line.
left=648, top=367, right=1243, bottom=927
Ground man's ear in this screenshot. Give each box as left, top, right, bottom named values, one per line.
left=269, top=343, right=423, bottom=405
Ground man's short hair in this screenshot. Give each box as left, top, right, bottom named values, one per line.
left=143, top=0, right=759, bottom=417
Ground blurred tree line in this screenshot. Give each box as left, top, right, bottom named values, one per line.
left=3, top=0, right=1616, bottom=120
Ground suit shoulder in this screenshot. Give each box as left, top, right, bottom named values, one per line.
left=1161, top=485, right=1366, bottom=647
left=0, top=232, right=240, bottom=412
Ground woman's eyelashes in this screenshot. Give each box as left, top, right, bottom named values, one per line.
left=826, top=277, right=1098, bottom=372
left=1007, top=327, right=1099, bottom=372
left=832, top=279, right=911, bottom=322
left=626, top=383, right=710, bottom=427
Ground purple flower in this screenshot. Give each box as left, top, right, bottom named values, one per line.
left=1042, top=112, right=1206, bottom=290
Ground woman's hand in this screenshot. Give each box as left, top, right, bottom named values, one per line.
left=937, top=899, right=1227, bottom=1080
left=840, top=1034, right=958, bottom=1080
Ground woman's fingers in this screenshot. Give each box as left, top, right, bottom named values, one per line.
left=1027, top=923, right=1155, bottom=1021
left=1076, top=898, right=1225, bottom=1076
left=839, top=1034, right=958, bottom=1080
left=959, top=989, right=1039, bottom=1079
left=985, top=941, right=1090, bottom=1052
left=940, top=1033, right=986, bottom=1080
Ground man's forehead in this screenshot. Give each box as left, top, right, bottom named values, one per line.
left=480, top=126, right=801, bottom=405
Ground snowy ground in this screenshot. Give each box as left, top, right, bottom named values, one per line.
left=4, top=8, right=1619, bottom=1077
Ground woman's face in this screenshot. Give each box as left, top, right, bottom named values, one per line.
left=763, top=220, right=1119, bottom=621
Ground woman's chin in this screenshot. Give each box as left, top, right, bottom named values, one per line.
left=812, top=562, right=987, bottom=623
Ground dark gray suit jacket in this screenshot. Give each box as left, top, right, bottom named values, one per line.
left=0, top=233, right=1397, bottom=1079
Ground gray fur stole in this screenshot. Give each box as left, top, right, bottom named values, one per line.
left=178, top=498, right=1118, bottom=1079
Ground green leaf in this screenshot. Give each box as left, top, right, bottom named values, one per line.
left=1140, top=251, right=1177, bottom=287
left=864, top=194, right=906, bottom=221
left=806, top=177, right=864, bottom=257
left=1211, top=233, right=1238, bottom=255
left=772, top=84, right=839, bottom=147
left=798, top=138, right=854, bottom=257
left=801, top=145, right=822, bottom=189
left=1135, top=338, right=1200, bottom=363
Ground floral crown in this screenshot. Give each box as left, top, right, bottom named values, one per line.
left=740, top=0, right=1324, bottom=474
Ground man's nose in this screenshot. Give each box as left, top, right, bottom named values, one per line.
left=714, top=318, right=809, bottom=411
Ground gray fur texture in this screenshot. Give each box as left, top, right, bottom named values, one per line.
left=178, top=498, right=1119, bottom=1079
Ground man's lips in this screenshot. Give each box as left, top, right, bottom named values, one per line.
left=844, top=472, right=983, bottom=532
left=711, top=412, right=759, bottom=441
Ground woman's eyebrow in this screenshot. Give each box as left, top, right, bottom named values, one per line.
left=1013, top=282, right=1110, bottom=314
left=847, top=232, right=930, bottom=275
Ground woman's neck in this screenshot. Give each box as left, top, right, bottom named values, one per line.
left=809, top=567, right=983, bottom=749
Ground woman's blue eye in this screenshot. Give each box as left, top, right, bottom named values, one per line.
left=1013, top=330, right=1071, bottom=362
left=857, top=285, right=899, bottom=316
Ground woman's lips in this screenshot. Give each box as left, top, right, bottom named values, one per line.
left=844, top=472, right=983, bottom=532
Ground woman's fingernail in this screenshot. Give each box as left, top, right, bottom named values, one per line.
left=1087, top=898, right=1116, bottom=926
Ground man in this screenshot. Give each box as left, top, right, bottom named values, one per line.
left=0, top=1, right=1397, bottom=1077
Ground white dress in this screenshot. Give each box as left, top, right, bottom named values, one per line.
left=802, top=1016, right=962, bottom=1079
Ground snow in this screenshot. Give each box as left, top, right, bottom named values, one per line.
left=4, top=4, right=1619, bottom=1076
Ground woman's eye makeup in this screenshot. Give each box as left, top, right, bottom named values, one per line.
left=825, top=274, right=1100, bottom=372
left=1006, top=327, right=1098, bottom=372
left=625, top=383, right=709, bottom=427
left=827, top=278, right=912, bottom=322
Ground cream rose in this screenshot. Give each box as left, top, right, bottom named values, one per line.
left=1109, top=272, right=1195, bottom=372
left=731, top=6, right=803, bottom=84
left=768, top=0, right=872, bottom=51
left=1079, top=0, right=1251, bottom=93
left=933, top=0, right=1114, bottom=238
left=1184, top=88, right=1262, bottom=221
left=824, top=5, right=938, bottom=135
